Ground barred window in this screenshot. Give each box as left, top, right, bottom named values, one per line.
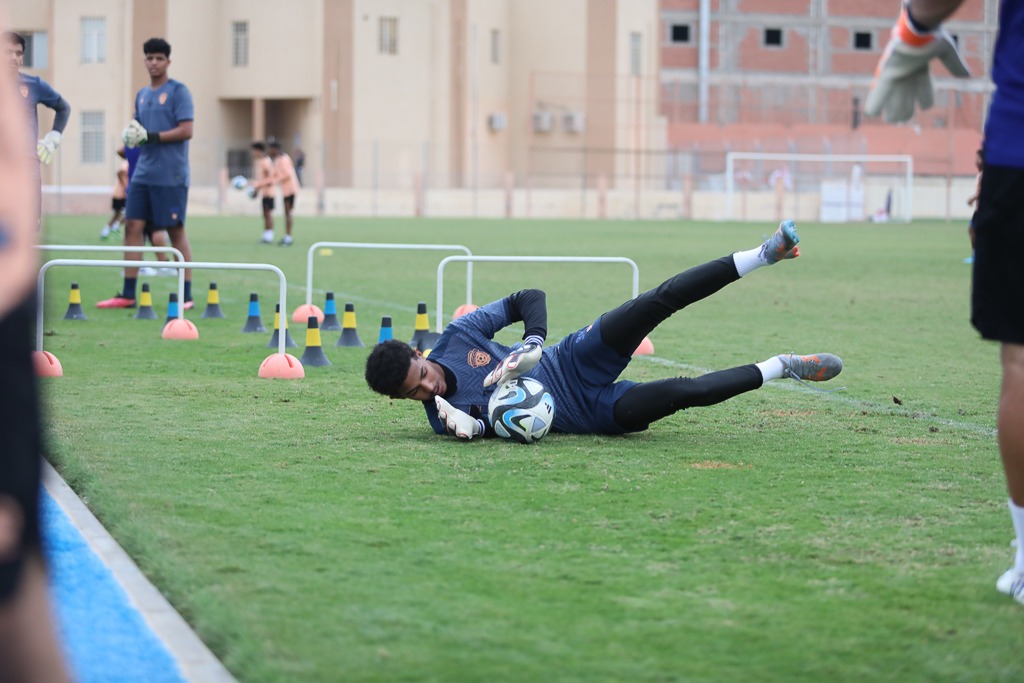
left=80, top=17, right=105, bottom=64
left=21, top=31, right=48, bottom=68
left=232, top=21, right=249, bottom=67
left=379, top=17, right=398, bottom=55
left=630, top=32, right=642, bottom=76
left=80, top=111, right=105, bottom=164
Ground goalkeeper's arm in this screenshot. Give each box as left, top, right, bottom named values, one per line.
left=506, top=289, right=547, bottom=347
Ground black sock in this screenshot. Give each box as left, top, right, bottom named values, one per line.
left=184, top=280, right=192, bottom=302
left=123, top=277, right=137, bottom=300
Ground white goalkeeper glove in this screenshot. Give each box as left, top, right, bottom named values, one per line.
left=247, top=186, right=259, bottom=199
left=435, top=397, right=485, bottom=441
left=36, top=130, right=62, bottom=165
left=482, top=337, right=543, bottom=388
left=864, top=3, right=969, bottom=124
left=122, top=120, right=149, bottom=148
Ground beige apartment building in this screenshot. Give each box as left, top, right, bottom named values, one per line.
left=14, top=0, right=665, bottom=218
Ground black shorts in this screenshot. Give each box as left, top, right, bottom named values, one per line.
left=262, top=197, right=275, bottom=212
left=112, top=197, right=126, bottom=211
left=283, top=195, right=295, bottom=211
left=0, top=298, right=44, bottom=603
left=971, top=165, right=1024, bottom=344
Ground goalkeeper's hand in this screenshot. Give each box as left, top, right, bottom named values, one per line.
left=482, top=338, right=543, bottom=388
left=122, top=120, right=149, bottom=148
left=247, top=186, right=258, bottom=199
left=435, top=397, right=485, bottom=441
left=864, top=3, right=969, bottom=124
left=36, top=130, right=62, bottom=165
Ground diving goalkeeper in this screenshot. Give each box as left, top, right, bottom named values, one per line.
left=365, top=221, right=843, bottom=440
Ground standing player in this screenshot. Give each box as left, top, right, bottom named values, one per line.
left=5, top=31, right=70, bottom=225
left=100, top=155, right=127, bottom=239
left=267, top=140, right=300, bottom=246
left=97, top=38, right=195, bottom=309
left=866, top=0, right=1024, bottom=606
left=366, top=221, right=843, bottom=439
left=0, top=18, right=72, bottom=683
left=247, top=141, right=276, bottom=244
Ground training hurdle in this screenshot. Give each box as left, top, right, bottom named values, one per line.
left=296, top=241, right=476, bottom=323
left=37, top=244, right=187, bottom=298
left=434, top=255, right=641, bottom=333
left=35, top=259, right=302, bottom=378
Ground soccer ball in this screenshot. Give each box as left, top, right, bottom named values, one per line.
left=487, top=377, right=555, bottom=444
left=231, top=175, right=248, bottom=190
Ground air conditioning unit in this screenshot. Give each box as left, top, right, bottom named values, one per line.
left=488, top=112, right=507, bottom=131
left=532, top=110, right=553, bottom=133
left=564, top=111, right=586, bottom=134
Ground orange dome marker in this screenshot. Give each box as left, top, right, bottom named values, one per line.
left=259, top=352, right=305, bottom=379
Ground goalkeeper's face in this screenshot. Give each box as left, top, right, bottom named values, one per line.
left=397, top=353, right=447, bottom=401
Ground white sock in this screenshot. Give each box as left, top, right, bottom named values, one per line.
left=732, top=246, right=767, bottom=277
left=1010, top=499, right=1024, bottom=570
left=755, top=356, right=784, bottom=382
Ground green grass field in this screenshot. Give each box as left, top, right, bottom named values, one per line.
left=38, top=214, right=1023, bottom=682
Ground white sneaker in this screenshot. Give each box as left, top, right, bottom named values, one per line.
left=138, top=266, right=158, bottom=276
left=262, top=230, right=274, bottom=244
left=157, top=267, right=179, bottom=277
left=279, top=235, right=294, bottom=246
left=996, top=567, right=1024, bottom=605
left=100, top=225, right=111, bottom=239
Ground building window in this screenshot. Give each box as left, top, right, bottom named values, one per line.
left=764, top=28, right=783, bottom=47
left=80, top=111, right=104, bottom=164
left=80, top=17, right=106, bottom=64
left=670, top=24, right=690, bottom=44
left=491, top=29, right=500, bottom=64
left=630, top=32, right=642, bottom=76
left=232, top=22, right=249, bottom=66
left=853, top=31, right=872, bottom=50
left=19, top=31, right=48, bottom=68
left=379, top=17, right=398, bottom=55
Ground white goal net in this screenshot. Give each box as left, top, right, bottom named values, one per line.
left=724, top=152, right=914, bottom=223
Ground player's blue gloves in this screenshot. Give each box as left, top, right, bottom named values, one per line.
left=36, top=131, right=61, bottom=165
left=482, top=336, right=543, bottom=388
left=435, top=396, right=485, bottom=441
left=865, top=3, right=969, bottom=124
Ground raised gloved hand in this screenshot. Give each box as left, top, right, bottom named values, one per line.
left=482, top=337, right=543, bottom=388
left=36, top=130, right=62, bottom=165
left=122, top=120, right=150, bottom=147
left=864, top=3, right=969, bottom=124
left=435, top=396, right=485, bottom=441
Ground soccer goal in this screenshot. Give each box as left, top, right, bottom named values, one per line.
left=724, top=152, right=914, bottom=223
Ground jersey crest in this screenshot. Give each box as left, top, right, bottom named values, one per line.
left=467, top=349, right=491, bottom=368
left=19, top=84, right=28, bottom=99
left=159, top=92, right=168, bottom=105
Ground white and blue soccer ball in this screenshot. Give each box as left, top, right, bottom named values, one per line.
left=231, top=175, right=248, bottom=191
left=487, top=377, right=555, bottom=444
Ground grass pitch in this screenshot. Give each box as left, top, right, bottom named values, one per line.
left=38, top=214, right=1022, bottom=682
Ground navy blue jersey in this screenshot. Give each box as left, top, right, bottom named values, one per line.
left=423, top=298, right=638, bottom=435
left=985, top=0, right=1024, bottom=169
left=17, top=73, right=69, bottom=138
left=131, top=79, right=193, bottom=186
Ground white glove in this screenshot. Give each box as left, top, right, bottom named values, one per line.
left=247, top=186, right=258, bottom=199
left=36, top=130, right=62, bottom=165
left=435, top=397, right=484, bottom=441
left=122, top=120, right=148, bottom=148
left=482, top=340, right=542, bottom=388
left=864, top=4, right=969, bottom=124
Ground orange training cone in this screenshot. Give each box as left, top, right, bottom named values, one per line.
left=134, top=283, right=158, bottom=320
left=162, top=317, right=199, bottom=340
left=299, top=316, right=331, bottom=367
left=633, top=336, right=655, bottom=356
left=63, top=282, right=87, bottom=320
left=267, top=304, right=298, bottom=348
left=452, top=303, right=478, bottom=320
left=336, top=302, right=364, bottom=348
left=33, top=350, right=63, bottom=377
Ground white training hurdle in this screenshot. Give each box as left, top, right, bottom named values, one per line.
left=301, top=241, right=475, bottom=314
left=37, top=244, right=187, bottom=304
left=36, top=259, right=292, bottom=356
left=434, top=255, right=641, bottom=334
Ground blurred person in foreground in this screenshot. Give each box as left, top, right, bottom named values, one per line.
left=0, top=13, right=72, bottom=683
left=865, top=0, right=1024, bottom=606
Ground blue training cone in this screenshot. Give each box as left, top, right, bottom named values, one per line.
left=242, top=293, right=267, bottom=333
left=336, top=302, right=365, bottom=348
left=163, top=292, right=181, bottom=329
left=378, top=316, right=393, bottom=343
left=267, top=304, right=298, bottom=348
left=321, top=292, right=341, bottom=331
left=299, top=316, right=332, bottom=367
